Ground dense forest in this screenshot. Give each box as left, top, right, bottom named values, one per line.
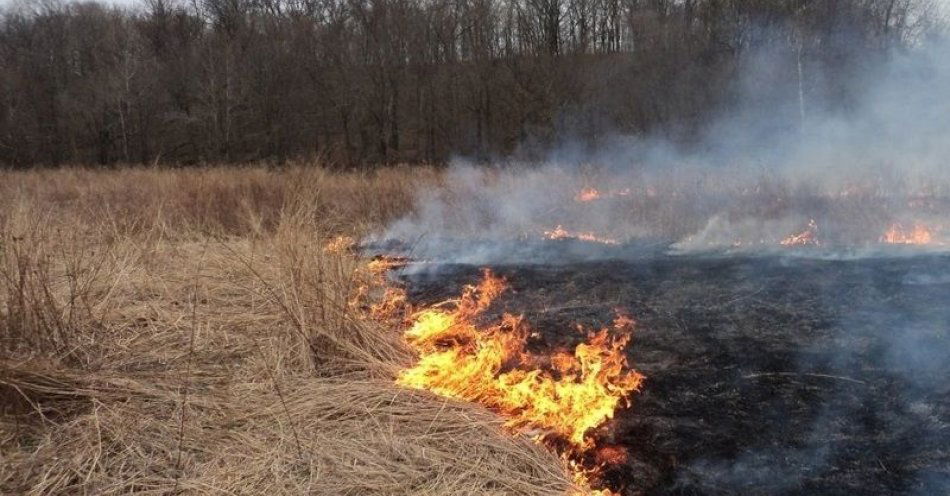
left=0, top=0, right=942, bottom=167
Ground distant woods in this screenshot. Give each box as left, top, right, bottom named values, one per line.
left=0, top=0, right=940, bottom=167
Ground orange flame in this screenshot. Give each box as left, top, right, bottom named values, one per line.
left=544, top=225, right=620, bottom=245
left=393, top=269, right=642, bottom=493
left=367, top=255, right=409, bottom=275
left=574, top=187, right=632, bottom=203
left=880, top=222, right=937, bottom=245
left=348, top=255, right=413, bottom=316
left=369, top=287, right=411, bottom=321
left=323, top=235, right=356, bottom=254
left=780, top=219, right=820, bottom=247
left=575, top=187, right=602, bottom=202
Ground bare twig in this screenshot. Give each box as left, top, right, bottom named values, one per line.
left=173, top=239, right=210, bottom=493
left=742, top=372, right=867, bottom=385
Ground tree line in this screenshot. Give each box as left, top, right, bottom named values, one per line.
left=0, top=0, right=940, bottom=167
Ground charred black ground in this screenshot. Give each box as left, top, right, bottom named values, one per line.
left=394, top=247, right=950, bottom=496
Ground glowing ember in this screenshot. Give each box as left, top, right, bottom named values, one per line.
left=574, top=187, right=632, bottom=203
left=571, top=461, right=619, bottom=496
left=880, top=222, right=937, bottom=245
left=393, top=269, right=642, bottom=493
left=780, top=219, right=820, bottom=247
left=544, top=225, right=620, bottom=245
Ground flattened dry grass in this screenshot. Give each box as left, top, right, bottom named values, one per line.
left=0, top=164, right=574, bottom=495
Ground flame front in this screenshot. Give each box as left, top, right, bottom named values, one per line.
left=573, top=186, right=631, bottom=203
left=392, top=270, right=643, bottom=493
left=881, top=222, right=938, bottom=245
left=575, top=187, right=602, bottom=202
left=780, top=219, right=820, bottom=247
left=544, top=225, right=620, bottom=245
left=367, top=255, right=409, bottom=275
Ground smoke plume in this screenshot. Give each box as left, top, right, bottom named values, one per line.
left=378, top=36, right=950, bottom=263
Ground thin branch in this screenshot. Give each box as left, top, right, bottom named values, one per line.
left=742, top=372, right=867, bottom=385
left=173, top=239, right=210, bottom=493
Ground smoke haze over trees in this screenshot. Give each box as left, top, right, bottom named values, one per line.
left=0, top=0, right=943, bottom=167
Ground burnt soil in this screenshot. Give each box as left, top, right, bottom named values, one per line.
left=396, top=251, right=950, bottom=496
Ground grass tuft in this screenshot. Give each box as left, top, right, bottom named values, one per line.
left=0, top=164, right=574, bottom=496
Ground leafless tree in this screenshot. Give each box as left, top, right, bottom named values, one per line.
left=0, top=0, right=939, bottom=166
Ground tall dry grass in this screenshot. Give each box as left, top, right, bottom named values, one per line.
left=0, top=164, right=433, bottom=237
left=0, top=164, right=574, bottom=495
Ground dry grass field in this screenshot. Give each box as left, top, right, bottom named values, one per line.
left=0, top=165, right=576, bottom=495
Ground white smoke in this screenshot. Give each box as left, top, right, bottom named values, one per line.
left=378, top=36, right=950, bottom=263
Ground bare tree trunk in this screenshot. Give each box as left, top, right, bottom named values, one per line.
left=796, top=34, right=806, bottom=135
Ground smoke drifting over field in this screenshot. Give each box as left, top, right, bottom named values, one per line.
left=372, top=31, right=950, bottom=496
left=380, top=38, right=950, bottom=263
left=367, top=33, right=950, bottom=496
left=669, top=255, right=950, bottom=495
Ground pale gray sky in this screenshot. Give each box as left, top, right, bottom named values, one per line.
left=0, top=0, right=948, bottom=7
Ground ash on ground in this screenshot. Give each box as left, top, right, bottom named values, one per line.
left=398, top=253, right=950, bottom=496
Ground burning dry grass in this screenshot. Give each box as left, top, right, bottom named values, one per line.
left=0, top=164, right=576, bottom=495
left=389, top=270, right=642, bottom=493
left=384, top=164, right=950, bottom=253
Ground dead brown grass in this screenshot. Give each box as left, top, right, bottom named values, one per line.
left=0, top=164, right=575, bottom=495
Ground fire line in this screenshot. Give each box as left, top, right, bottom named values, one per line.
left=371, top=266, right=643, bottom=495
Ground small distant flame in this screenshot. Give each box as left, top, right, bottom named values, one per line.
left=881, top=222, right=937, bottom=245
left=780, top=219, right=820, bottom=247
left=544, top=225, right=620, bottom=245
left=575, top=187, right=602, bottom=202
left=574, top=187, right=632, bottom=203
